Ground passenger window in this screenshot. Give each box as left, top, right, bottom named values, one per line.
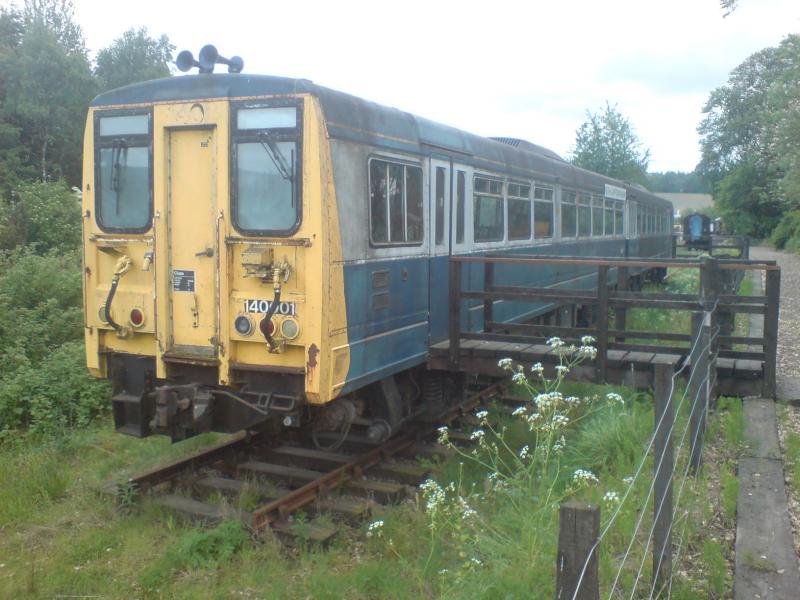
left=456, top=171, right=466, bottom=244
left=591, top=195, right=604, bottom=236
left=508, top=182, right=531, bottom=240
left=615, top=201, right=624, bottom=234
left=435, top=167, right=446, bottom=246
left=369, top=158, right=423, bottom=245
left=604, top=199, right=615, bottom=235
left=577, top=193, right=591, bottom=237
left=533, top=185, right=554, bottom=238
left=95, top=111, right=152, bottom=231
left=561, top=190, right=577, bottom=238
left=473, top=177, right=504, bottom=242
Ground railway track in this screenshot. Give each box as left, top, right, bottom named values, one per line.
left=115, top=378, right=512, bottom=543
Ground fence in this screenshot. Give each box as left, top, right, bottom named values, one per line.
left=447, top=254, right=779, bottom=397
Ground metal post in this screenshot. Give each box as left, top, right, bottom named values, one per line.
left=556, top=500, right=600, bottom=600
left=653, top=363, right=674, bottom=589
left=596, top=265, right=609, bottom=382
left=689, top=324, right=710, bottom=473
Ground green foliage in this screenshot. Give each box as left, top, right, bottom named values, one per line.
left=571, top=102, right=650, bottom=186
left=719, top=463, right=739, bottom=525
left=698, top=34, right=800, bottom=238
left=95, top=27, right=174, bottom=92
left=647, top=170, right=709, bottom=194
left=701, top=538, right=728, bottom=596
left=769, top=210, right=800, bottom=250
left=139, top=521, right=249, bottom=591
left=0, top=180, right=82, bottom=251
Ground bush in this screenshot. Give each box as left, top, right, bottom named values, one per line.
left=769, top=210, right=800, bottom=249
left=0, top=180, right=82, bottom=253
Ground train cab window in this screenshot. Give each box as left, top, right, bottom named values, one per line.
left=435, top=167, right=446, bottom=245
left=233, top=103, right=302, bottom=235
left=577, top=193, right=591, bottom=237
left=473, top=177, right=504, bottom=242
left=94, top=111, right=152, bottom=232
left=455, top=171, right=466, bottom=244
left=533, top=185, right=554, bottom=238
left=591, top=195, right=604, bottom=237
left=561, top=190, right=577, bottom=238
left=508, top=182, right=531, bottom=240
left=369, top=158, right=424, bottom=245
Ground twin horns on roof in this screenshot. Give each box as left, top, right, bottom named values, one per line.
left=176, top=45, right=244, bottom=74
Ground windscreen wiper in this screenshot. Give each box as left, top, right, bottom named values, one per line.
left=111, top=140, right=128, bottom=215
left=257, top=131, right=293, bottom=183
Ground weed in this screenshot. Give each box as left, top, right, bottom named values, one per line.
left=702, top=539, right=729, bottom=596
left=719, top=463, right=739, bottom=524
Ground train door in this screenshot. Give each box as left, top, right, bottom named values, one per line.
left=429, top=159, right=451, bottom=342
left=165, top=127, right=219, bottom=358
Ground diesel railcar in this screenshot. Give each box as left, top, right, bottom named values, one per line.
left=82, top=50, right=673, bottom=443
left=683, top=213, right=712, bottom=251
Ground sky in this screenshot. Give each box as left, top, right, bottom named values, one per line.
left=61, top=0, right=800, bottom=171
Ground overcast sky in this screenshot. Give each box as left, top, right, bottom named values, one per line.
left=65, top=0, right=800, bottom=171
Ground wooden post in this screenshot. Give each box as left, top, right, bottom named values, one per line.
left=483, top=261, right=494, bottom=332
left=763, top=267, right=780, bottom=399
left=449, top=260, right=461, bottom=368
left=596, top=265, right=609, bottom=382
left=689, top=324, right=710, bottom=473
left=653, top=363, right=674, bottom=590
left=556, top=500, right=600, bottom=600
left=614, top=266, right=629, bottom=343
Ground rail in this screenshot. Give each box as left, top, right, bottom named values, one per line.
left=447, top=254, right=779, bottom=398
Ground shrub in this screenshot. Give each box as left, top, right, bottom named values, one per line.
left=769, top=210, right=800, bottom=250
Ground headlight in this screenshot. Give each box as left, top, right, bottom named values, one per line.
left=280, top=318, right=299, bottom=340
left=234, top=314, right=253, bottom=336
left=129, top=308, right=145, bottom=328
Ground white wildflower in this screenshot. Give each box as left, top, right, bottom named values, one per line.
left=512, top=405, right=527, bottom=417
left=603, top=491, right=621, bottom=506
left=531, top=362, right=544, bottom=375
left=546, top=336, right=564, bottom=348
left=470, top=429, right=485, bottom=441
left=553, top=435, right=566, bottom=452
left=555, top=365, right=569, bottom=376
left=366, top=520, right=384, bottom=537
left=470, top=557, right=483, bottom=567
left=577, top=345, right=598, bottom=360
left=581, top=335, right=596, bottom=345
left=512, top=372, right=527, bottom=384
left=437, top=426, right=449, bottom=444
left=519, top=445, right=530, bottom=460
left=606, top=392, right=624, bottom=406
left=475, top=410, right=488, bottom=420
left=572, top=469, right=599, bottom=485
left=623, top=476, right=635, bottom=486
left=564, top=396, right=581, bottom=406
left=438, top=568, right=449, bottom=575
left=497, top=358, right=513, bottom=370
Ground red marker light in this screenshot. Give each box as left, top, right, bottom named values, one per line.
left=259, top=318, right=275, bottom=336
left=129, top=308, right=144, bottom=327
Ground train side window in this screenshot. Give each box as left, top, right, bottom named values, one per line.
left=435, top=167, right=446, bottom=245
left=561, top=190, right=577, bottom=238
left=533, top=185, right=554, bottom=238
left=615, top=201, right=624, bottom=235
left=473, top=176, right=504, bottom=242
left=508, top=182, right=531, bottom=240
left=94, top=111, right=152, bottom=232
left=591, top=195, right=604, bottom=236
left=369, top=158, right=423, bottom=245
left=577, top=193, right=591, bottom=237
left=455, top=171, right=466, bottom=244
left=604, top=199, right=615, bottom=236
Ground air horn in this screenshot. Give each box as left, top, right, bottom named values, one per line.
left=176, top=45, right=244, bottom=74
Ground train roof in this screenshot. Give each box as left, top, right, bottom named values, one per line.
left=91, top=74, right=671, bottom=209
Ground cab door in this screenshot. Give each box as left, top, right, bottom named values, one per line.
left=165, top=127, right=219, bottom=357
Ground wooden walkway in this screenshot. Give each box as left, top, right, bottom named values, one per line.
left=429, top=338, right=763, bottom=395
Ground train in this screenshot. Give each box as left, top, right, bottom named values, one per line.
left=81, top=46, right=673, bottom=443
left=682, top=213, right=712, bottom=251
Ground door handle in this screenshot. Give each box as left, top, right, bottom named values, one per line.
left=195, top=247, right=214, bottom=257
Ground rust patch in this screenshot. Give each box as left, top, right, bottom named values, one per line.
left=306, top=343, right=320, bottom=386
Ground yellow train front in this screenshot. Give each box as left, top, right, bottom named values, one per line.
left=83, top=50, right=674, bottom=443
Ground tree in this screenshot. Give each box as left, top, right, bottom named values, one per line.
left=570, top=103, right=650, bottom=186
left=647, top=171, right=709, bottom=194
left=697, top=34, right=800, bottom=237
left=95, top=28, right=174, bottom=92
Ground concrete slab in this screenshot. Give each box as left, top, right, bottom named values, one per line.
left=742, top=398, right=782, bottom=460
left=734, top=456, right=800, bottom=599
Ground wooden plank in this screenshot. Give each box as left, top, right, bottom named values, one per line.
left=271, top=518, right=338, bottom=545
left=621, top=351, right=657, bottom=364
left=344, top=478, right=406, bottom=503
left=367, top=461, right=430, bottom=486
left=238, top=461, right=324, bottom=485
left=652, top=363, right=674, bottom=589
left=155, top=494, right=250, bottom=525
left=556, top=501, right=600, bottom=600
left=763, top=268, right=780, bottom=398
